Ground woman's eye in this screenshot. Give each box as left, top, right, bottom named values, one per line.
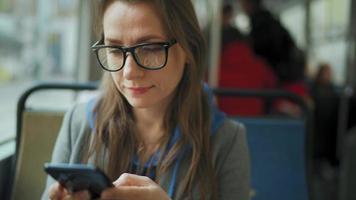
left=141, top=45, right=163, bottom=52
left=108, top=48, right=122, bottom=55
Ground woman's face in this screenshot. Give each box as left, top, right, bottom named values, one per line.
left=103, top=1, right=187, bottom=111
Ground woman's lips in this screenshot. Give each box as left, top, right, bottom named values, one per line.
left=126, top=86, right=154, bottom=95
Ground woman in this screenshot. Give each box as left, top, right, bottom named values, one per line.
left=42, top=0, right=250, bottom=199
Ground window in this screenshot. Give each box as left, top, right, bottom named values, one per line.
left=193, top=0, right=222, bottom=87
left=0, top=0, right=81, bottom=142
left=278, top=0, right=351, bottom=84
left=280, top=5, right=306, bottom=48
left=309, top=0, right=350, bottom=84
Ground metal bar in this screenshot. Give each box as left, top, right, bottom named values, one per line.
left=212, top=88, right=309, bottom=116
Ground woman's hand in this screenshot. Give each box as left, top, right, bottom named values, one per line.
left=101, top=173, right=171, bottom=200
left=48, top=182, right=91, bottom=200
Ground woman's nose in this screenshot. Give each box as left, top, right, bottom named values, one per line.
left=122, top=53, right=144, bottom=80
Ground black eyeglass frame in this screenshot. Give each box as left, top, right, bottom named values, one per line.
left=91, top=39, right=177, bottom=72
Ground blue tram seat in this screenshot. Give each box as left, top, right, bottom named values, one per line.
left=213, top=88, right=312, bottom=200
left=235, top=117, right=308, bottom=200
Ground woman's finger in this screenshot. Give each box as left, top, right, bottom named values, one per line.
left=70, top=190, right=91, bottom=200
left=48, top=182, right=68, bottom=200
left=60, top=190, right=91, bottom=200
left=101, top=185, right=170, bottom=200
left=113, top=173, right=153, bottom=187
left=103, top=173, right=171, bottom=200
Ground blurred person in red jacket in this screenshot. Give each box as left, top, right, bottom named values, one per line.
left=238, top=0, right=311, bottom=117
left=238, top=0, right=305, bottom=83
left=218, top=4, right=277, bottom=116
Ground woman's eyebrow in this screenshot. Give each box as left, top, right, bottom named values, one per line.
left=104, top=37, right=123, bottom=45
left=134, top=35, right=167, bottom=43
left=105, top=35, right=167, bottom=45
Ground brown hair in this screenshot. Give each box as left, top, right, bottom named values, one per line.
left=89, top=0, right=216, bottom=199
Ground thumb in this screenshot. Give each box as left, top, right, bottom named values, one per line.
left=49, top=182, right=69, bottom=200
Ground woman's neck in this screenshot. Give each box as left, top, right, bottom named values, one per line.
left=133, top=108, right=167, bottom=164
left=134, top=107, right=166, bottom=147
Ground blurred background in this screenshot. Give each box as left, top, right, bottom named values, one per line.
left=0, top=0, right=354, bottom=140
left=0, top=0, right=355, bottom=199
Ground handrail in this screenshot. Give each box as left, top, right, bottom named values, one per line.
left=16, top=81, right=98, bottom=152
left=212, top=88, right=310, bottom=117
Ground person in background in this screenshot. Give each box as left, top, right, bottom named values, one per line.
left=218, top=4, right=277, bottom=116
left=238, top=0, right=305, bottom=83
left=311, top=63, right=339, bottom=168
left=42, top=0, right=250, bottom=200
left=238, top=0, right=311, bottom=117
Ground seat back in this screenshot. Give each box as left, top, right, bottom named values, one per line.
left=236, top=117, right=308, bottom=200
left=12, top=111, right=64, bottom=200
left=213, top=88, right=313, bottom=200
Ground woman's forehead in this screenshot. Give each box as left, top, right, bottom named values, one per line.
left=103, top=1, right=168, bottom=43
left=103, top=1, right=163, bottom=26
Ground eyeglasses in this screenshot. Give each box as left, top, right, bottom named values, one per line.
left=91, top=39, right=177, bottom=72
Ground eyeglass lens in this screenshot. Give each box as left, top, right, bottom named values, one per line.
left=97, top=44, right=167, bottom=71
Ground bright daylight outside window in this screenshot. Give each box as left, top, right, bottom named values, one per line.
left=0, top=0, right=80, bottom=142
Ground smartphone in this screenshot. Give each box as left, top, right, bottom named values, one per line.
left=44, top=163, right=113, bottom=198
